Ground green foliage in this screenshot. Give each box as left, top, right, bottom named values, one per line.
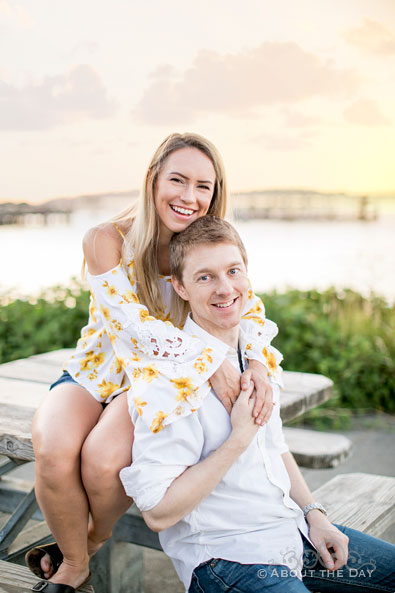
left=260, top=288, right=395, bottom=414
left=0, top=280, right=90, bottom=363
left=0, top=284, right=393, bottom=414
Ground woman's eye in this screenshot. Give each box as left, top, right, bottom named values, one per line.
left=198, top=185, right=210, bottom=191
left=200, top=275, right=210, bottom=281
left=229, top=268, right=239, bottom=275
left=171, top=177, right=183, bottom=183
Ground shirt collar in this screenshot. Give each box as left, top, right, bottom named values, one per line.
left=184, top=314, right=240, bottom=357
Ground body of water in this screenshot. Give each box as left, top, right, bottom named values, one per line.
left=1, top=209, right=394, bottom=302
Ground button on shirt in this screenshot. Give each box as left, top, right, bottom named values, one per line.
left=120, top=316, right=309, bottom=591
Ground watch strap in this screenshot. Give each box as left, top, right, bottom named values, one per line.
left=303, top=502, right=328, bottom=517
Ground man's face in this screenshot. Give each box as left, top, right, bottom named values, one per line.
left=172, top=242, right=249, bottom=337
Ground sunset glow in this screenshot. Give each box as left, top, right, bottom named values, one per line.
left=1, top=0, right=394, bottom=203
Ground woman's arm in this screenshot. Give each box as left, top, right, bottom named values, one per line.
left=83, top=224, right=229, bottom=430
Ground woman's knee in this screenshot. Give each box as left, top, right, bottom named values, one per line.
left=81, top=430, right=132, bottom=489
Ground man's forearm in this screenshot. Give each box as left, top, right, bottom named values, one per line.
left=282, top=451, right=331, bottom=526
left=142, top=433, right=248, bottom=532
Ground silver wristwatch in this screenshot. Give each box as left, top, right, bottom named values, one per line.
left=303, top=502, right=328, bottom=517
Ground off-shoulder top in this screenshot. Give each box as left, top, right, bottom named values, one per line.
left=65, top=243, right=283, bottom=432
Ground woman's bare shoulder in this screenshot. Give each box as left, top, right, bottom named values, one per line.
left=83, top=222, right=126, bottom=275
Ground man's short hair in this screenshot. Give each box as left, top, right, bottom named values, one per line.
left=169, top=216, right=248, bottom=283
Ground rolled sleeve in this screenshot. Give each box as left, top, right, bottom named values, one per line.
left=120, top=408, right=204, bottom=511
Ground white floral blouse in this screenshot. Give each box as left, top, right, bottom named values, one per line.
left=65, top=252, right=283, bottom=433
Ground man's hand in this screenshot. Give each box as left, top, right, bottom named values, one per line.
left=307, top=511, right=349, bottom=570
left=242, top=359, right=274, bottom=425
left=210, top=359, right=241, bottom=413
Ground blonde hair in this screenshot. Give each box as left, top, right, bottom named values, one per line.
left=114, top=133, right=229, bottom=321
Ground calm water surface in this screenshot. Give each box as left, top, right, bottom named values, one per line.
left=1, top=209, right=394, bottom=302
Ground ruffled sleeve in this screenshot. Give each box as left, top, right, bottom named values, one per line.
left=239, top=286, right=284, bottom=388
left=87, top=261, right=228, bottom=432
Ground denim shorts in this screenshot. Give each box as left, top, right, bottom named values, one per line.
left=49, top=370, right=79, bottom=391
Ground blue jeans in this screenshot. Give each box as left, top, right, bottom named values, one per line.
left=188, top=525, right=395, bottom=593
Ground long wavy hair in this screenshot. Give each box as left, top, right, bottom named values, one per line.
left=113, top=132, right=229, bottom=325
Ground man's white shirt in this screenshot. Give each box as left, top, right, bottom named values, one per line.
left=120, top=315, right=310, bottom=590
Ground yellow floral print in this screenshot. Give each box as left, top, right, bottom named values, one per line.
left=262, top=347, right=277, bottom=374
left=194, top=359, right=207, bottom=374
left=201, top=348, right=213, bottom=363
left=132, top=368, right=142, bottom=380
left=131, top=352, right=141, bottom=362
left=110, top=358, right=123, bottom=374
left=142, top=364, right=159, bottom=383
left=81, top=328, right=97, bottom=339
left=131, top=337, right=139, bottom=348
left=100, top=306, right=111, bottom=321
left=113, top=321, right=123, bottom=331
left=245, top=343, right=252, bottom=351
left=107, top=332, right=116, bottom=345
left=150, top=411, right=168, bottom=433
left=98, top=379, right=120, bottom=399
left=139, top=309, right=156, bottom=323
left=102, top=280, right=118, bottom=297
left=121, top=290, right=139, bottom=304
left=80, top=351, right=105, bottom=371
left=89, top=302, right=98, bottom=324
left=171, top=377, right=196, bottom=401
left=134, top=396, right=147, bottom=416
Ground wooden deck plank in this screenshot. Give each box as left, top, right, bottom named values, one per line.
left=312, top=473, right=395, bottom=537
left=0, top=559, right=94, bottom=592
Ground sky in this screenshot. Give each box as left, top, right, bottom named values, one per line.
left=1, top=0, right=395, bottom=203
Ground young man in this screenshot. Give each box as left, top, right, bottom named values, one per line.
left=120, top=217, right=395, bottom=593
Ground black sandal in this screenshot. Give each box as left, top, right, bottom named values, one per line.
left=25, top=542, right=63, bottom=579
left=31, top=573, right=91, bottom=593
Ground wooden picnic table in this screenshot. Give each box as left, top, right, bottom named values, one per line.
left=0, top=348, right=333, bottom=461
left=0, top=348, right=333, bottom=592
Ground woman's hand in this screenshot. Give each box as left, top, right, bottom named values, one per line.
left=242, top=359, right=274, bottom=426
left=229, top=380, right=260, bottom=449
left=210, top=359, right=241, bottom=413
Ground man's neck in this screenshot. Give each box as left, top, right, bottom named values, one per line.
left=190, top=314, right=240, bottom=349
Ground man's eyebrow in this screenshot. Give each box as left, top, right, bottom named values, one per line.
left=169, top=172, right=213, bottom=185
left=193, top=260, right=244, bottom=277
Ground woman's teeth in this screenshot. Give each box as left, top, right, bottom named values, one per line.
left=171, top=205, right=194, bottom=216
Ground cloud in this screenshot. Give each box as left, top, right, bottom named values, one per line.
left=281, top=108, right=323, bottom=128
left=133, top=42, right=359, bottom=125
left=343, top=19, right=395, bottom=55
left=0, top=65, right=116, bottom=131
left=343, top=99, right=391, bottom=126
left=0, top=0, right=34, bottom=28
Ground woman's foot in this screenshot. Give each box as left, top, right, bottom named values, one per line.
left=40, top=552, right=54, bottom=579
left=47, top=560, right=90, bottom=590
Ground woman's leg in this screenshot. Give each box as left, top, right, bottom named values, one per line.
left=81, top=391, right=134, bottom=557
left=32, top=382, right=103, bottom=587
left=302, top=524, right=395, bottom=592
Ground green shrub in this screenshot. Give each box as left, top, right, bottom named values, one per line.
left=0, top=285, right=393, bottom=413
left=0, top=280, right=90, bottom=363
left=261, top=288, right=395, bottom=413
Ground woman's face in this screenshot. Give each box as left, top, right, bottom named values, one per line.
left=154, top=147, right=216, bottom=241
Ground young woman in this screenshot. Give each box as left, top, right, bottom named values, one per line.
left=28, top=133, right=283, bottom=591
